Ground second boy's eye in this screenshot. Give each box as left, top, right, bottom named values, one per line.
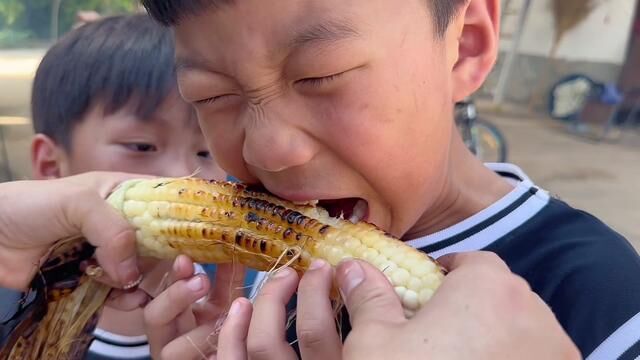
left=123, top=143, right=158, bottom=152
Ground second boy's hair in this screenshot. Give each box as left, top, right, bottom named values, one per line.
left=31, top=14, right=177, bottom=149
left=141, top=0, right=467, bottom=37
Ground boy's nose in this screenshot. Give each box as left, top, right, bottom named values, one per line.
left=242, top=104, right=317, bottom=173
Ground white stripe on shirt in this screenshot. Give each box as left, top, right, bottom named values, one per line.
left=405, top=163, right=539, bottom=249
left=586, top=312, right=640, bottom=360
left=88, top=340, right=150, bottom=359
left=426, top=189, right=549, bottom=258
left=89, top=329, right=150, bottom=359
left=92, top=329, right=147, bottom=345
left=405, top=182, right=529, bottom=249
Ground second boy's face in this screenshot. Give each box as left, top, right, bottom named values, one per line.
left=174, top=0, right=467, bottom=237
left=65, top=92, right=225, bottom=180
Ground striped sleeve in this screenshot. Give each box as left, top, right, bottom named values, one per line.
left=586, top=313, right=640, bottom=360
left=86, top=329, right=150, bottom=360
left=488, top=200, right=640, bottom=359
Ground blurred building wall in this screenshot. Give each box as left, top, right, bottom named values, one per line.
left=481, top=0, right=638, bottom=110
left=517, top=0, right=634, bottom=64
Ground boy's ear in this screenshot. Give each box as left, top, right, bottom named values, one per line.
left=448, top=0, right=500, bottom=102
left=31, top=134, right=66, bottom=179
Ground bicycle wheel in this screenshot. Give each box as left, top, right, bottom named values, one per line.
left=471, top=118, right=508, bottom=163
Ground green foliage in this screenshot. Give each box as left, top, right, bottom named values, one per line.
left=0, top=29, right=31, bottom=48
left=0, top=0, right=139, bottom=47
left=59, top=0, right=138, bottom=35
left=0, top=0, right=25, bottom=27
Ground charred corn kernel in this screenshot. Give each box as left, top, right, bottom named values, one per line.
left=106, top=177, right=446, bottom=317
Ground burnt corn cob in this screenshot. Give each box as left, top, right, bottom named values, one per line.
left=106, top=177, right=445, bottom=317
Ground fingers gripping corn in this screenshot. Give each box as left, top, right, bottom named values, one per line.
left=107, top=177, right=446, bottom=316
left=0, top=177, right=447, bottom=359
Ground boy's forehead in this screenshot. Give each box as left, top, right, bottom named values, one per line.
left=170, top=1, right=405, bottom=77
left=175, top=16, right=361, bottom=72
left=152, top=95, right=200, bottom=128
left=99, top=94, right=198, bottom=129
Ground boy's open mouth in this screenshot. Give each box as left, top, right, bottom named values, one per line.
left=247, top=184, right=369, bottom=223
left=317, top=198, right=369, bottom=223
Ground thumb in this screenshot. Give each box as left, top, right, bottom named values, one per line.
left=336, top=260, right=406, bottom=327
left=78, top=193, right=141, bottom=288
left=63, top=172, right=151, bottom=288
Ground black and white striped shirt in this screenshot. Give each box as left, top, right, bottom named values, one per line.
left=85, top=262, right=213, bottom=360
left=406, top=163, right=640, bottom=359
left=86, top=329, right=150, bottom=360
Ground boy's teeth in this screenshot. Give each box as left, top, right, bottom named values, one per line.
left=348, top=199, right=368, bottom=223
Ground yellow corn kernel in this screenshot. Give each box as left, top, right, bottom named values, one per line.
left=106, top=177, right=445, bottom=317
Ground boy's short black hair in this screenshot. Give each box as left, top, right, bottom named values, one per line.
left=31, top=14, right=177, bottom=149
left=141, top=0, right=467, bottom=36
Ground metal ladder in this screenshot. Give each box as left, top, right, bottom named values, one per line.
left=492, top=0, right=532, bottom=105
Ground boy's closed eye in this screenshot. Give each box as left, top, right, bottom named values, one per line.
left=295, top=70, right=348, bottom=87
left=193, top=71, right=348, bottom=106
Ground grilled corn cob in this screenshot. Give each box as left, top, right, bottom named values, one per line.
left=106, top=177, right=445, bottom=316
left=0, top=177, right=447, bottom=359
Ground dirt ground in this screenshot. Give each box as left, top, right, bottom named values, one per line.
left=479, top=103, right=640, bottom=251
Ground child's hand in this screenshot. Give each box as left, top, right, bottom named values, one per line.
left=0, top=171, right=149, bottom=290
left=217, top=264, right=332, bottom=360
left=143, top=255, right=245, bottom=359
left=215, top=253, right=580, bottom=360
left=99, top=258, right=175, bottom=313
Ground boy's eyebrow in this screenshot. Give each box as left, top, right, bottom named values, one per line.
left=288, top=18, right=361, bottom=50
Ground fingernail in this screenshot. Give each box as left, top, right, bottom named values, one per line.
left=273, top=267, right=294, bottom=279
left=229, top=299, right=243, bottom=315
left=118, top=256, right=140, bottom=287
left=339, top=261, right=365, bottom=299
left=308, top=259, right=326, bottom=271
left=187, top=276, right=204, bottom=291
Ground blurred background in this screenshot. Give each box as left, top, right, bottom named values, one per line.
left=0, top=0, right=638, bottom=249
left=0, top=0, right=141, bottom=182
